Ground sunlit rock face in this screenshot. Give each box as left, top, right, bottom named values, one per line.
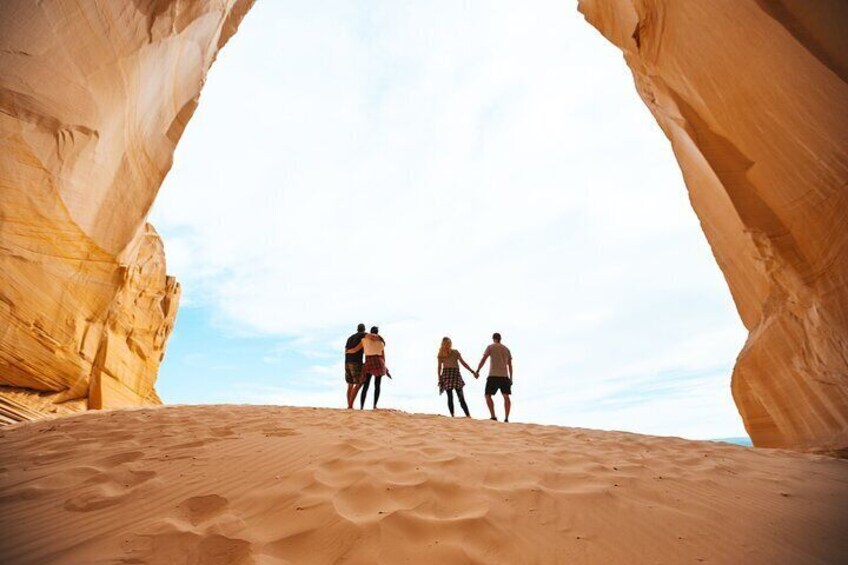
left=580, top=0, right=848, bottom=453
left=0, top=0, right=254, bottom=422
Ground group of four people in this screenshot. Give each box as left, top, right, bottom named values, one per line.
left=344, top=324, right=514, bottom=422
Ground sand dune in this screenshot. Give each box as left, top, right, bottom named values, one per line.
left=0, top=405, right=846, bottom=564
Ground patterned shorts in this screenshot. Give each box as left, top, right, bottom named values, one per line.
left=345, top=361, right=364, bottom=384
left=439, top=367, right=465, bottom=394
left=362, top=355, right=387, bottom=377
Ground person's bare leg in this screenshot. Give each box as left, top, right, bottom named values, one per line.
left=349, top=383, right=363, bottom=408
left=346, top=384, right=355, bottom=409
left=504, top=394, right=511, bottom=422
left=486, top=394, right=496, bottom=420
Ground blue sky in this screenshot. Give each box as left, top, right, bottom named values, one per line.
left=151, top=0, right=748, bottom=439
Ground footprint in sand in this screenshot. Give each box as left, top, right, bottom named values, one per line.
left=168, top=439, right=212, bottom=450
left=122, top=495, right=251, bottom=563
left=176, top=494, right=230, bottom=526
left=33, top=448, right=84, bottom=466
left=95, top=451, right=144, bottom=467
left=122, top=529, right=252, bottom=565
left=0, top=465, right=103, bottom=500
left=138, top=438, right=214, bottom=462
left=63, top=467, right=158, bottom=512
left=0, top=485, right=53, bottom=504
left=99, top=432, right=137, bottom=443
left=208, top=426, right=238, bottom=438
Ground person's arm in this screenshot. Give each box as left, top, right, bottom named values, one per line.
left=437, top=359, right=443, bottom=382
left=458, top=354, right=477, bottom=378
left=345, top=341, right=364, bottom=355
left=477, top=349, right=490, bottom=374
left=508, top=359, right=513, bottom=382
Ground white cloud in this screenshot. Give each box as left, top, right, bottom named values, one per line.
left=151, top=0, right=748, bottom=438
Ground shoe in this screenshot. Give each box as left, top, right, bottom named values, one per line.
left=490, top=416, right=497, bottom=421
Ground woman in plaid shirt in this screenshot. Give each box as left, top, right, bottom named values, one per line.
left=437, top=337, right=478, bottom=417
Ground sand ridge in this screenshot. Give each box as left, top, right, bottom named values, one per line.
left=0, top=405, right=846, bottom=564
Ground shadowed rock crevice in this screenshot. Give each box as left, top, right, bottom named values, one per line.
left=754, top=0, right=848, bottom=84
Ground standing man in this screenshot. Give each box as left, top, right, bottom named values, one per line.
left=344, top=323, right=368, bottom=409
left=477, top=332, right=513, bottom=422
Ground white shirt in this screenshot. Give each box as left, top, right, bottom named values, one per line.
left=362, top=335, right=385, bottom=356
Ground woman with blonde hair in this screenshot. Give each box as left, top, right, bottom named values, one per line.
left=437, top=337, right=477, bottom=417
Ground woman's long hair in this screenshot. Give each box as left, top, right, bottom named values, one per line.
left=438, top=337, right=452, bottom=360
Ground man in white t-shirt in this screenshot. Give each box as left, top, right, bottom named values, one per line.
left=477, top=332, right=513, bottom=422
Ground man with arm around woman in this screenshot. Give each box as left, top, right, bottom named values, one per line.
left=346, top=326, right=389, bottom=410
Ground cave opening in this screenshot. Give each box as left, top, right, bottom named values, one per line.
left=148, top=1, right=747, bottom=439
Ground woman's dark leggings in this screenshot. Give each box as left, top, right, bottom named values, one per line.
left=446, top=388, right=470, bottom=417
left=360, top=375, right=382, bottom=409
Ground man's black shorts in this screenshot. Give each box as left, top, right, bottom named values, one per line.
left=485, top=376, right=512, bottom=395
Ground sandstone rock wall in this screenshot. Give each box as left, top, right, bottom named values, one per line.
left=0, top=0, right=254, bottom=422
left=579, top=0, right=848, bottom=452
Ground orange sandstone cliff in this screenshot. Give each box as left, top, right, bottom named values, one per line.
left=0, top=0, right=845, bottom=454
left=0, top=0, right=254, bottom=422
left=579, top=0, right=848, bottom=453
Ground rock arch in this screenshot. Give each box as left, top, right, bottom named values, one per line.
left=1, top=0, right=846, bottom=453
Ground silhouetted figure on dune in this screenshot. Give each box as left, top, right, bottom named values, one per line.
left=344, top=323, right=368, bottom=409
left=477, top=332, right=513, bottom=422
left=347, top=326, right=389, bottom=409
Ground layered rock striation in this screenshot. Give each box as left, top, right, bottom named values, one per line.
left=579, top=0, right=848, bottom=452
left=0, top=0, right=254, bottom=422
